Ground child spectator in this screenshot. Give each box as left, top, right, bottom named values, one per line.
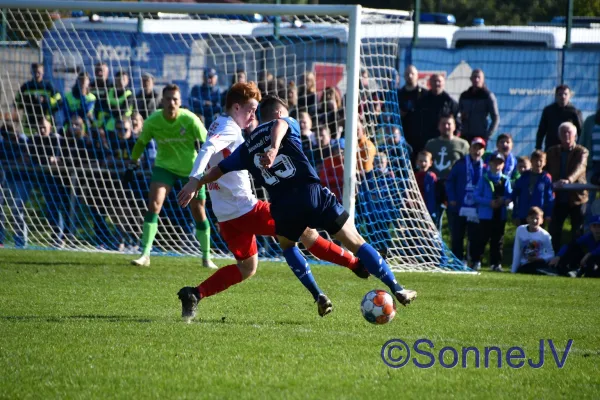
left=548, top=215, right=600, bottom=278
left=512, top=150, right=554, bottom=226
left=445, top=137, right=486, bottom=263
left=356, top=121, right=376, bottom=180
left=513, top=155, right=531, bottom=183
left=511, top=207, right=554, bottom=274
left=415, top=150, right=437, bottom=222
left=484, top=133, right=516, bottom=178
left=299, top=111, right=317, bottom=156
left=472, top=152, right=513, bottom=271
left=374, top=152, right=394, bottom=179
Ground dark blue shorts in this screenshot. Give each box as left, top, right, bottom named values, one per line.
left=270, top=184, right=349, bottom=241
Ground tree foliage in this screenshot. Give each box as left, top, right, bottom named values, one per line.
left=2, top=8, right=54, bottom=46
left=318, top=0, right=600, bottom=26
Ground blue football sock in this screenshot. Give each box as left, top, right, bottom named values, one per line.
left=357, top=243, right=404, bottom=293
left=283, top=246, right=322, bottom=301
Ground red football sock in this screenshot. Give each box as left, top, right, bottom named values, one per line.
left=197, top=264, right=243, bottom=298
left=308, top=236, right=358, bottom=270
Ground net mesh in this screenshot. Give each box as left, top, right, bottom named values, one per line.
left=0, top=5, right=467, bottom=271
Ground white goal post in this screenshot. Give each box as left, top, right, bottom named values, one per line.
left=0, top=0, right=470, bottom=272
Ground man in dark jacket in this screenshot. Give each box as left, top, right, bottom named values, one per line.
left=412, top=74, right=460, bottom=156
left=458, top=69, right=499, bottom=144
left=398, top=65, right=428, bottom=162
left=15, top=63, right=62, bottom=133
left=536, top=84, right=583, bottom=151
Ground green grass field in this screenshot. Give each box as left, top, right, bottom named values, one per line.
left=1, top=249, right=599, bottom=399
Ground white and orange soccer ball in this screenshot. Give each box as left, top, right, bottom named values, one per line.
left=360, top=289, right=396, bottom=324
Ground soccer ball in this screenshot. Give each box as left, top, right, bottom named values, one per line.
left=361, top=289, right=396, bottom=324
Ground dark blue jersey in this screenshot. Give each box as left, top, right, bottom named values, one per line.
left=219, top=117, right=320, bottom=198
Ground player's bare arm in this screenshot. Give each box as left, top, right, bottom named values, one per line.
left=259, top=119, right=289, bottom=168
left=178, top=144, right=218, bottom=208
left=177, top=166, right=224, bottom=207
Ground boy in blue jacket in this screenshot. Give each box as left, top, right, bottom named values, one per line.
left=445, top=137, right=486, bottom=264
left=512, top=150, right=554, bottom=226
left=471, top=152, right=513, bottom=271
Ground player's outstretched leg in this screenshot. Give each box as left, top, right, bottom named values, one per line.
left=177, top=256, right=255, bottom=321
left=300, top=228, right=369, bottom=279
left=190, top=193, right=217, bottom=269
left=333, top=220, right=417, bottom=306
left=279, top=237, right=332, bottom=317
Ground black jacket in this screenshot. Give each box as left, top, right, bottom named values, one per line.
left=536, top=102, right=583, bottom=150
left=412, top=91, right=460, bottom=152
left=458, top=87, right=499, bottom=141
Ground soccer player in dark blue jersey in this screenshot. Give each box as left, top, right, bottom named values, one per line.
left=197, top=96, right=417, bottom=315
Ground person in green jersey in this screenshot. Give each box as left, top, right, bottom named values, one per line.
left=127, top=84, right=216, bottom=268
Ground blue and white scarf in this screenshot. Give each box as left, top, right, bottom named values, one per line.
left=459, top=157, right=482, bottom=222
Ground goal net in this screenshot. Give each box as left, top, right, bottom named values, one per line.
left=0, top=1, right=469, bottom=272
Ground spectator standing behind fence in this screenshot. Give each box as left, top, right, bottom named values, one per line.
left=136, top=73, right=160, bottom=120
left=472, top=152, right=512, bottom=272
left=511, top=207, right=554, bottom=274
left=105, top=70, right=133, bottom=132
left=511, top=150, right=554, bottom=226
left=445, top=137, right=486, bottom=264
left=536, top=85, right=583, bottom=151
left=546, top=122, right=588, bottom=252
left=458, top=69, right=499, bottom=144
left=398, top=65, right=427, bottom=163
left=297, top=71, right=318, bottom=118
left=190, top=68, right=222, bottom=129
left=413, top=74, right=460, bottom=157
left=319, top=87, right=345, bottom=140
left=90, top=62, right=112, bottom=130
left=15, top=63, right=62, bottom=134
left=64, top=71, right=96, bottom=128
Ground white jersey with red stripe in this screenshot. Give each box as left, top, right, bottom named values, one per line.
left=204, top=115, right=257, bottom=222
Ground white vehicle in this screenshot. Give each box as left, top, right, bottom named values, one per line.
left=452, top=25, right=600, bottom=49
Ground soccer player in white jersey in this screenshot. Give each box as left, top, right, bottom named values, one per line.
left=175, top=82, right=367, bottom=321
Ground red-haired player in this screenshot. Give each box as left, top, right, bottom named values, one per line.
left=176, top=82, right=368, bottom=321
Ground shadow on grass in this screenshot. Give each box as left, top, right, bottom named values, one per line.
left=0, top=314, right=153, bottom=323
left=192, top=317, right=305, bottom=326
left=7, top=261, right=100, bottom=267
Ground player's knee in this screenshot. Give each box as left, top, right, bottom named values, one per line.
left=237, top=256, right=258, bottom=279
left=299, top=228, right=319, bottom=248
left=278, top=236, right=295, bottom=251
left=147, top=201, right=162, bottom=214
left=334, top=223, right=365, bottom=253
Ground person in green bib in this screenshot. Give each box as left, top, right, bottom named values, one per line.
left=127, top=83, right=216, bottom=268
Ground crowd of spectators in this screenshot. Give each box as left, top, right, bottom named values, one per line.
left=1, top=62, right=599, bottom=276
left=397, top=64, right=598, bottom=276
